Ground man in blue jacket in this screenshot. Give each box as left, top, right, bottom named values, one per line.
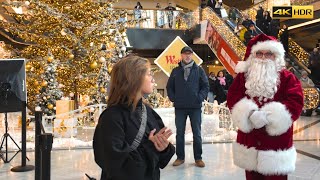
left=166, top=46, right=209, bottom=168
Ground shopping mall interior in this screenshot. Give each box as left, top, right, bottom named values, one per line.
left=0, top=0, right=320, bottom=179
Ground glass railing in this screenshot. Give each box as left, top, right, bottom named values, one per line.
left=124, top=9, right=199, bottom=30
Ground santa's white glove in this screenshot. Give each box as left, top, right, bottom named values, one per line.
left=249, top=110, right=269, bottom=129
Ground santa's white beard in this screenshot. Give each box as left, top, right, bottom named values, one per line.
left=245, top=57, right=281, bottom=101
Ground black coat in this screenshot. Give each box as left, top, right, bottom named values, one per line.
left=207, top=0, right=216, bottom=10
left=280, top=28, right=289, bottom=53
left=208, top=77, right=216, bottom=92
left=213, top=79, right=227, bottom=104
left=166, top=62, right=209, bottom=108
left=93, top=100, right=175, bottom=180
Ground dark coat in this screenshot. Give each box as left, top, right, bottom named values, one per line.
left=269, top=19, right=280, bottom=38
left=208, top=77, right=216, bottom=92
left=213, top=78, right=227, bottom=104
left=244, top=29, right=258, bottom=45
left=93, top=100, right=175, bottom=180
left=207, top=0, right=216, bottom=10
left=280, top=28, right=289, bottom=53
left=166, top=62, right=209, bottom=108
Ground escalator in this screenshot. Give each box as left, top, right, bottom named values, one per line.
left=201, top=7, right=311, bottom=78
left=197, top=7, right=247, bottom=75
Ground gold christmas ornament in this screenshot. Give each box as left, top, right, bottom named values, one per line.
left=26, top=64, right=32, bottom=71
left=47, top=104, right=54, bottom=109
left=34, top=80, right=39, bottom=86
left=108, top=66, right=113, bottom=73
left=90, top=61, right=98, bottom=69
left=41, top=81, right=48, bottom=86
left=68, top=54, right=74, bottom=59
left=47, top=56, right=54, bottom=62
left=100, top=87, right=106, bottom=93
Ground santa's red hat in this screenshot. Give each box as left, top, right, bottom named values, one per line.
left=236, top=34, right=286, bottom=73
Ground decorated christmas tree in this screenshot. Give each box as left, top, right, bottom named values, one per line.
left=0, top=0, right=128, bottom=109
left=37, top=60, right=63, bottom=115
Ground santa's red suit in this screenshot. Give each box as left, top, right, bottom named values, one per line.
left=227, top=34, right=304, bottom=180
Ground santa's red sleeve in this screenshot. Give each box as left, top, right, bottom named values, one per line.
left=227, top=73, right=258, bottom=133
left=261, top=70, right=304, bottom=136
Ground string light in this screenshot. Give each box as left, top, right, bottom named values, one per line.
left=303, top=88, right=319, bottom=110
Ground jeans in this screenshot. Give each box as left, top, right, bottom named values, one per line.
left=207, top=92, right=214, bottom=103
left=175, top=108, right=202, bottom=160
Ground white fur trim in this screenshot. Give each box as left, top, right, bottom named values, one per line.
left=260, top=102, right=292, bottom=136
left=233, top=143, right=257, bottom=171
left=235, top=61, right=250, bottom=73
left=231, top=98, right=258, bottom=133
left=257, top=147, right=296, bottom=175
left=250, top=40, right=286, bottom=60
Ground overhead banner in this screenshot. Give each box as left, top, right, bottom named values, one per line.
left=205, top=20, right=239, bottom=75
left=154, top=36, right=203, bottom=77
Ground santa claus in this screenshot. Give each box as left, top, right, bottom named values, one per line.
left=227, top=34, right=303, bottom=180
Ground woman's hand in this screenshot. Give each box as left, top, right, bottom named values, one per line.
left=148, top=127, right=173, bottom=152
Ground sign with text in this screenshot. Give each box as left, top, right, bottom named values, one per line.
left=154, top=36, right=203, bottom=76
left=272, top=6, right=313, bottom=19
left=205, top=20, right=239, bottom=75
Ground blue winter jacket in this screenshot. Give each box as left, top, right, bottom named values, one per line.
left=166, top=62, right=209, bottom=108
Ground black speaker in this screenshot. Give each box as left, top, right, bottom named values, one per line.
left=0, top=59, right=26, bottom=113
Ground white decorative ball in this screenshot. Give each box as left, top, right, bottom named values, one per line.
left=90, top=42, right=94, bottom=47
left=35, top=106, right=41, bottom=111
left=25, top=1, right=30, bottom=6
left=99, top=57, right=106, bottom=63
left=60, top=29, right=67, bottom=36
left=89, top=107, right=95, bottom=112
left=69, top=92, right=74, bottom=97
left=121, top=46, right=126, bottom=51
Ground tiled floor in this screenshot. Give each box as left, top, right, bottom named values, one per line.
left=1, top=116, right=320, bottom=180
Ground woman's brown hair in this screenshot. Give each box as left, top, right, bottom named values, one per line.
left=107, top=55, right=150, bottom=109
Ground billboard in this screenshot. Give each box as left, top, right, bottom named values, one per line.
left=154, top=36, right=203, bottom=76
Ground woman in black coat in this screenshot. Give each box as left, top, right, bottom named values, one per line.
left=93, top=55, right=175, bottom=180
left=213, top=70, right=228, bottom=104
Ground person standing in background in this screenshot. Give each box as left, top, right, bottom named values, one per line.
left=279, top=24, right=289, bottom=55
left=165, top=3, right=176, bottom=29
left=207, top=0, right=216, bottom=10
left=134, top=2, right=143, bottom=28
left=156, top=3, right=164, bottom=28
left=208, top=72, right=216, bottom=103
left=166, top=46, right=209, bottom=168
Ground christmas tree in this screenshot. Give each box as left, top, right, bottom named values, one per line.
left=0, top=0, right=128, bottom=109
left=37, top=60, right=63, bottom=115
